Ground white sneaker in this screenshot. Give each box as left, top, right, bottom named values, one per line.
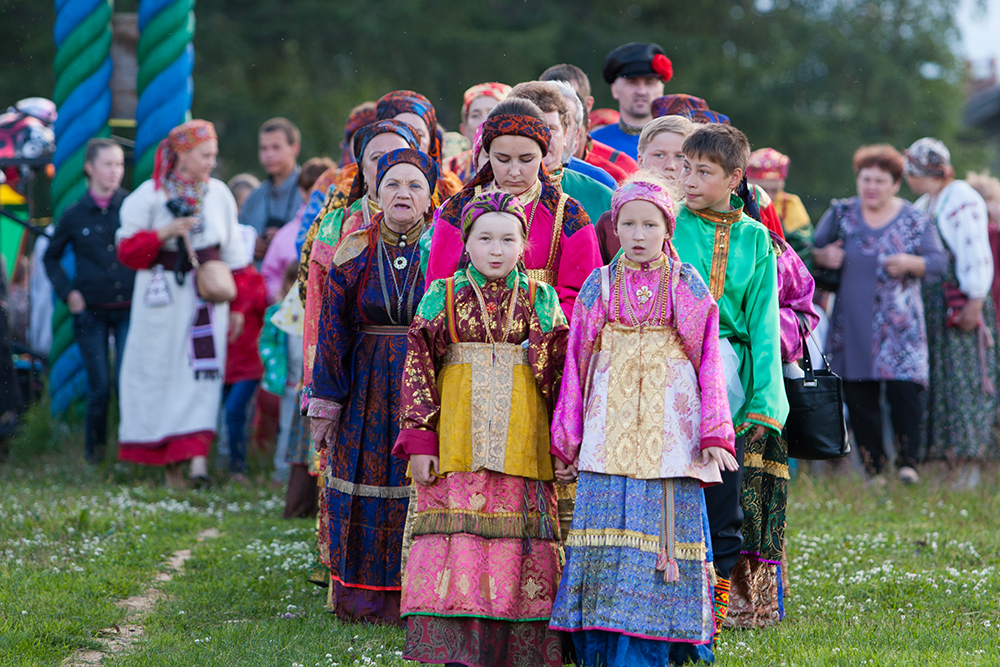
left=898, top=466, right=919, bottom=485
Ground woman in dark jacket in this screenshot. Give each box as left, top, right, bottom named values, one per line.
left=44, top=138, right=134, bottom=463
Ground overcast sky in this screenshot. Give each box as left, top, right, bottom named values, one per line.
left=958, top=0, right=1000, bottom=72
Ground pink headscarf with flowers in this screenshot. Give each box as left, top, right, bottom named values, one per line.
left=610, top=175, right=680, bottom=258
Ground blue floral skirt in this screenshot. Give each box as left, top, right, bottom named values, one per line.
left=550, top=472, right=716, bottom=666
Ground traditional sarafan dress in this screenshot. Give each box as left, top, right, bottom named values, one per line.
left=308, top=210, right=427, bottom=624
left=394, top=266, right=568, bottom=667
left=549, top=254, right=735, bottom=667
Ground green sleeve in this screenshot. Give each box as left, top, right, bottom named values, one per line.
left=742, top=230, right=789, bottom=435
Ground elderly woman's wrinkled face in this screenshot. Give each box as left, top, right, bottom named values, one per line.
left=362, top=133, right=411, bottom=195
left=175, top=139, right=218, bottom=182
left=378, top=162, right=431, bottom=230
left=856, top=166, right=900, bottom=211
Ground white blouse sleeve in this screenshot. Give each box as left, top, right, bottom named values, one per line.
left=936, top=181, right=993, bottom=299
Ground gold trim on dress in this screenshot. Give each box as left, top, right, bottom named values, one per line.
left=564, top=528, right=706, bottom=561
left=325, top=471, right=411, bottom=498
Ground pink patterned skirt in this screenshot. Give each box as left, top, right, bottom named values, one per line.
left=400, top=469, right=563, bottom=667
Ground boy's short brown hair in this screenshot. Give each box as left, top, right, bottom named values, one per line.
left=259, top=117, right=301, bottom=146
left=509, top=81, right=570, bottom=133
left=681, top=124, right=750, bottom=176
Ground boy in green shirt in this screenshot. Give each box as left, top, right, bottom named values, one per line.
left=671, top=124, right=788, bottom=629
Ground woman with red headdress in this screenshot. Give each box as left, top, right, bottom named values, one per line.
left=116, top=120, right=245, bottom=488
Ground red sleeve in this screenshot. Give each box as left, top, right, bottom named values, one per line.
left=761, top=202, right=785, bottom=239
left=117, top=230, right=162, bottom=270
left=392, top=428, right=439, bottom=460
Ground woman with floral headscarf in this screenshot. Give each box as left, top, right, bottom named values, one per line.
left=309, top=148, right=438, bottom=624
left=904, top=138, right=1000, bottom=487
left=394, top=190, right=569, bottom=667
left=116, top=120, right=244, bottom=487
left=426, top=97, right=602, bottom=321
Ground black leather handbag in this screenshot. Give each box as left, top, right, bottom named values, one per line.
left=784, top=316, right=851, bottom=460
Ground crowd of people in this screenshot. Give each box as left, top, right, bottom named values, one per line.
left=42, top=39, right=1000, bottom=667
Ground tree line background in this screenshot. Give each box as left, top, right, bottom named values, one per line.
left=1, top=0, right=996, bottom=218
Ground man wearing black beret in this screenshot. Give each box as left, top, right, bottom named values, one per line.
left=590, top=42, right=673, bottom=159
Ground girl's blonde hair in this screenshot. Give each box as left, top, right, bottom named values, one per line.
left=638, top=115, right=696, bottom=155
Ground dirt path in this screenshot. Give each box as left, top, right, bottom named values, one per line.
left=62, top=528, right=220, bottom=666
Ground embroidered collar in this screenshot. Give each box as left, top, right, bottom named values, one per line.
left=379, top=216, right=423, bottom=246
left=618, top=119, right=644, bottom=136
left=621, top=253, right=667, bottom=272
left=464, top=265, right=520, bottom=290
left=548, top=164, right=564, bottom=190
left=686, top=194, right=745, bottom=225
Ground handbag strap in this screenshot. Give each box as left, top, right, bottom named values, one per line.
left=795, top=312, right=834, bottom=387
left=182, top=231, right=202, bottom=270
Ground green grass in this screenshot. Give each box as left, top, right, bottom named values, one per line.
left=1, top=414, right=998, bottom=666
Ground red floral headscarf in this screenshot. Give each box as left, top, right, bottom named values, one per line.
left=152, top=120, right=217, bottom=189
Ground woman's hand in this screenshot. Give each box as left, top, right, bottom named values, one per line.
left=884, top=253, right=926, bottom=278
left=956, top=298, right=984, bottom=332
left=66, top=290, right=86, bottom=314
left=553, top=457, right=579, bottom=485
left=702, top=446, right=739, bottom=472
left=813, top=240, right=845, bottom=270
left=157, top=216, right=197, bottom=242
left=410, top=454, right=440, bottom=486
left=310, top=417, right=338, bottom=453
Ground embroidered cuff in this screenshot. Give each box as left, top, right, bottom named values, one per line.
left=392, top=428, right=439, bottom=460
left=746, top=412, right=784, bottom=436
left=700, top=436, right=736, bottom=457
left=307, top=397, right=342, bottom=421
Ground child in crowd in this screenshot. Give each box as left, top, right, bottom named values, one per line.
left=259, top=261, right=304, bottom=487
left=223, top=226, right=269, bottom=483
left=595, top=115, right=695, bottom=262
left=393, top=192, right=569, bottom=667
left=548, top=172, right=737, bottom=666
left=670, top=124, right=787, bottom=629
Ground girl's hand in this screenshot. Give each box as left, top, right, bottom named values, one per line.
left=702, top=446, right=739, bottom=472
left=411, top=454, right=440, bottom=486
left=554, top=457, right=578, bottom=484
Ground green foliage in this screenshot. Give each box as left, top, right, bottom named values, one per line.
left=0, top=0, right=991, bottom=215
